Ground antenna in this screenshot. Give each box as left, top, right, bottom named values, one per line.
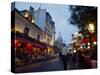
left=37, top=3, right=42, bottom=27
left=39, top=3, right=42, bottom=9
left=40, top=3, right=42, bottom=9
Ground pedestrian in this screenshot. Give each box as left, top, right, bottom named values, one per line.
left=77, top=51, right=85, bottom=69
left=72, top=52, right=78, bottom=69
left=66, top=50, right=73, bottom=69
left=61, top=46, right=67, bottom=70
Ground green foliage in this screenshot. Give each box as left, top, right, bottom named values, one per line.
left=69, top=5, right=97, bottom=30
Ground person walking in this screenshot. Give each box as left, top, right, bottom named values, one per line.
left=61, top=46, right=67, bottom=70
left=77, top=50, right=85, bottom=69
left=66, top=50, right=73, bottom=69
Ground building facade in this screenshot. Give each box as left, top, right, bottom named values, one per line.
left=15, top=10, right=44, bottom=42
left=33, top=7, right=55, bottom=46
left=11, top=6, right=56, bottom=63
left=12, top=8, right=47, bottom=60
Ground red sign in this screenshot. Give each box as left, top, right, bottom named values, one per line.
left=15, top=40, right=21, bottom=48
left=92, top=36, right=97, bottom=42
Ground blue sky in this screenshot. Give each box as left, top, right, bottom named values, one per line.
left=15, top=2, right=79, bottom=44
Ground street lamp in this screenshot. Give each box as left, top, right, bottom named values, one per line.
left=88, top=46, right=90, bottom=49
left=88, top=42, right=90, bottom=45
left=73, top=49, right=76, bottom=53
left=87, top=23, right=95, bottom=57
left=93, top=41, right=97, bottom=45
left=87, top=23, right=95, bottom=33
left=80, top=46, right=83, bottom=49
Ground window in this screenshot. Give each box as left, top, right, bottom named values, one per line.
left=24, top=27, right=29, bottom=36
left=24, top=13, right=29, bottom=18
left=37, top=34, right=40, bottom=41
left=31, top=19, right=35, bottom=23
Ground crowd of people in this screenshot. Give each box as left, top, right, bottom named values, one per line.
left=14, top=45, right=97, bottom=69
left=59, top=47, right=94, bottom=70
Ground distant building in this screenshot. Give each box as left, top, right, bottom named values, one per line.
left=55, top=33, right=63, bottom=54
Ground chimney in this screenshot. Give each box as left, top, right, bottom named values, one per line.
left=29, top=6, right=34, bottom=13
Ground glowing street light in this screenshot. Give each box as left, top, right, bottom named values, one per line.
left=24, top=13, right=29, bottom=18
left=75, top=32, right=78, bottom=35
left=88, top=42, right=90, bottom=45
left=80, top=46, right=83, bottom=49
left=31, top=19, right=35, bottom=23
left=93, top=41, right=97, bottom=45
left=87, top=23, right=95, bottom=33
left=78, top=33, right=82, bottom=37
left=88, top=46, right=90, bottom=49
left=73, top=49, right=76, bottom=53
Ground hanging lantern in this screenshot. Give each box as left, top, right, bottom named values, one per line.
left=87, top=23, right=95, bottom=33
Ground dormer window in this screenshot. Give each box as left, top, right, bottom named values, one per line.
left=28, top=15, right=32, bottom=21
left=31, top=19, right=35, bottom=23
left=24, top=12, right=29, bottom=18
left=23, top=11, right=35, bottom=24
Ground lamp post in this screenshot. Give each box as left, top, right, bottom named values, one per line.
left=87, top=23, right=95, bottom=57
left=71, top=33, right=77, bottom=54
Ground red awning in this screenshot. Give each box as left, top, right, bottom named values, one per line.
left=81, top=37, right=89, bottom=44
left=16, top=36, right=45, bottom=49
left=25, top=43, right=33, bottom=53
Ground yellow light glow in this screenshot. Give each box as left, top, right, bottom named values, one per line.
left=88, top=42, right=90, bottom=45
left=73, top=50, right=76, bottom=53
left=31, top=19, right=34, bottom=23
left=88, top=23, right=95, bottom=33
left=75, top=32, right=78, bottom=35
left=80, top=46, right=83, bottom=49
left=74, top=39, right=76, bottom=42
left=88, top=46, right=90, bottom=49
left=78, top=33, right=82, bottom=36
left=93, top=42, right=97, bottom=45
left=24, top=13, right=29, bottom=17
left=15, top=28, right=23, bottom=33
left=48, top=48, right=51, bottom=54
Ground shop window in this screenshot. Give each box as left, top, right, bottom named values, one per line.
left=24, top=12, right=29, bottom=18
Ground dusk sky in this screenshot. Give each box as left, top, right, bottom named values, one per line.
left=15, top=2, right=79, bottom=44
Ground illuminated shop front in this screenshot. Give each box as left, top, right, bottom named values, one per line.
left=13, top=31, right=55, bottom=61
left=11, top=8, right=55, bottom=64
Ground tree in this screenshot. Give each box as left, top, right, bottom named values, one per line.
left=69, top=6, right=97, bottom=60
left=69, top=6, right=97, bottom=30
